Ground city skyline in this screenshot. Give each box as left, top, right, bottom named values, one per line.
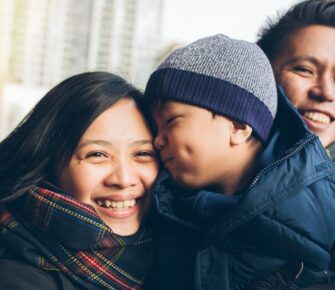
left=0, top=0, right=300, bottom=139
left=0, top=0, right=164, bottom=138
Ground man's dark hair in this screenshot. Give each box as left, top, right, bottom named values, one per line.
left=257, top=0, right=335, bottom=61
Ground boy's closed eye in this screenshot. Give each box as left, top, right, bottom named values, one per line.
left=165, top=115, right=181, bottom=125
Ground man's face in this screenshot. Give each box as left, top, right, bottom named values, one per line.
left=272, top=25, right=335, bottom=147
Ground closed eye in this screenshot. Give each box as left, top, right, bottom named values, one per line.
left=166, top=115, right=180, bottom=125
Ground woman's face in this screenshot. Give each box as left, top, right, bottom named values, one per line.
left=58, top=98, right=158, bottom=236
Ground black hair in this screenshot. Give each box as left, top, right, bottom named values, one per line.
left=257, top=0, right=335, bottom=61
left=0, top=72, right=148, bottom=204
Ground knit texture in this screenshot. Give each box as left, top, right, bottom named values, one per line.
left=145, top=34, right=278, bottom=142
left=0, top=185, right=153, bottom=290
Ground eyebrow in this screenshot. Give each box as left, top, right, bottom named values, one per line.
left=77, top=139, right=154, bottom=149
left=285, top=55, right=321, bottom=67
left=130, top=140, right=154, bottom=147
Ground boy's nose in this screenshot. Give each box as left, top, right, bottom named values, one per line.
left=154, top=134, right=167, bottom=150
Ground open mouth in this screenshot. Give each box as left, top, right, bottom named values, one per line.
left=95, top=198, right=137, bottom=209
left=302, top=111, right=333, bottom=124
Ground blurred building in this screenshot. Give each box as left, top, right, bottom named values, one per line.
left=0, top=0, right=164, bottom=138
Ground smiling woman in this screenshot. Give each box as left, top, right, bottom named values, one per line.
left=58, top=98, right=157, bottom=236
left=0, top=72, right=159, bottom=290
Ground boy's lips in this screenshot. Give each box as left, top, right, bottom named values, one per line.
left=162, top=156, right=174, bottom=166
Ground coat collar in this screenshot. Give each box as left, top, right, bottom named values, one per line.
left=152, top=87, right=335, bottom=236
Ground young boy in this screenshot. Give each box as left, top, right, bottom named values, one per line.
left=144, top=34, right=335, bottom=290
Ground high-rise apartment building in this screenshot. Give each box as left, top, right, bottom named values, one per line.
left=88, top=0, right=163, bottom=87
left=0, top=0, right=164, bottom=137
left=3, top=0, right=164, bottom=87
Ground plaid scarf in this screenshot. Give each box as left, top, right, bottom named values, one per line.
left=0, top=185, right=153, bottom=290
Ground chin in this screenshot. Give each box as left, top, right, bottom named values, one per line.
left=102, top=215, right=142, bottom=236
left=174, top=176, right=200, bottom=190
left=109, top=223, right=140, bottom=236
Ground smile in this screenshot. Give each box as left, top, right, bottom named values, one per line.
left=163, top=157, right=174, bottom=164
left=302, top=111, right=333, bottom=124
left=96, top=198, right=137, bottom=209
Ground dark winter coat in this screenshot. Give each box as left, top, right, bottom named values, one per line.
left=0, top=257, right=97, bottom=290
left=0, top=185, right=153, bottom=290
left=145, top=94, right=335, bottom=290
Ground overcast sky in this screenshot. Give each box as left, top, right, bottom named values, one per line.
left=161, top=0, right=299, bottom=45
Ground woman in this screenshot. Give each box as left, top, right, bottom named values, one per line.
left=0, top=72, right=159, bottom=290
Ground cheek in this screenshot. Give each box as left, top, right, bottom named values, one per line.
left=276, top=73, right=307, bottom=106
left=139, top=164, right=159, bottom=191
left=171, top=140, right=193, bottom=163
left=59, top=166, right=100, bottom=201
left=169, top=129, right=196, bottom=155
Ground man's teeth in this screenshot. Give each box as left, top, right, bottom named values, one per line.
left=96, top=199, right=136, bottom=209
left=303, top=111, right=331, bottom=124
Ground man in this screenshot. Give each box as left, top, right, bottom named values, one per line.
left=257, top=0, right=335, bottom=161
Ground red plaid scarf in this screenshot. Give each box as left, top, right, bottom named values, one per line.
left=0, top=185, right=153, bottom=289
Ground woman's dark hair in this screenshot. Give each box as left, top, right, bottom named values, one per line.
left=0, top=71, right=148, bottom=204
left=257, top=0, right=335, bottom=61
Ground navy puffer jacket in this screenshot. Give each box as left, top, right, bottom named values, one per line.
left=145, top=94, right=335, bottom=290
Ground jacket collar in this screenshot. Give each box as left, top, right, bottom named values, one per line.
left=212, top=88, right=334, bottom=236
left=152, top=87, right=335, bottom=234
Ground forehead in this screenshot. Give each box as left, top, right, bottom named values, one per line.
left=153, top=100, right=186, bottom=115
left=83, top=98, right=152, bottom=139
left=279, top=25, right=335, bottom=61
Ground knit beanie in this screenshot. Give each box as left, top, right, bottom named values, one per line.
left=144, top=34, right=277, bottom=143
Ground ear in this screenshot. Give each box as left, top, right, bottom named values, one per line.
left=230, top=121, right=253, bottom=145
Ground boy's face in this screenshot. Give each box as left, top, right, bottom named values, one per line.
left=153, top=101, right=234, bottom=190
left=272, top=25, right=335, bottom=147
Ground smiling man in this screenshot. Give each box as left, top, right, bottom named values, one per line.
left=257, top=0, right=335, bottom=161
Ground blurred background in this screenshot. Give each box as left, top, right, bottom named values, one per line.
left=0, top=0, right=298, bottom=139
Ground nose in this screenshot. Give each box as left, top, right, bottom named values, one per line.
left=154, top=133, right=167, bottom=150
left=310, top=75, right=335, bottom=102
left=104, top=160, right=137, bottom=189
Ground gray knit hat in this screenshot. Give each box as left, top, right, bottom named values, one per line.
left=144, top=34, right=278, bottom=143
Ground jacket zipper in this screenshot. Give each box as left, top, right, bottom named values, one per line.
left=245, top=134, right=317, bottom=192
left=208, top=134, right=319, bottom=238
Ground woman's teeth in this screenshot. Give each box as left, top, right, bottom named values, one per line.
left=303, top=111, right=331, bottom=124
left=96, top=199, right=136, bottom=209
